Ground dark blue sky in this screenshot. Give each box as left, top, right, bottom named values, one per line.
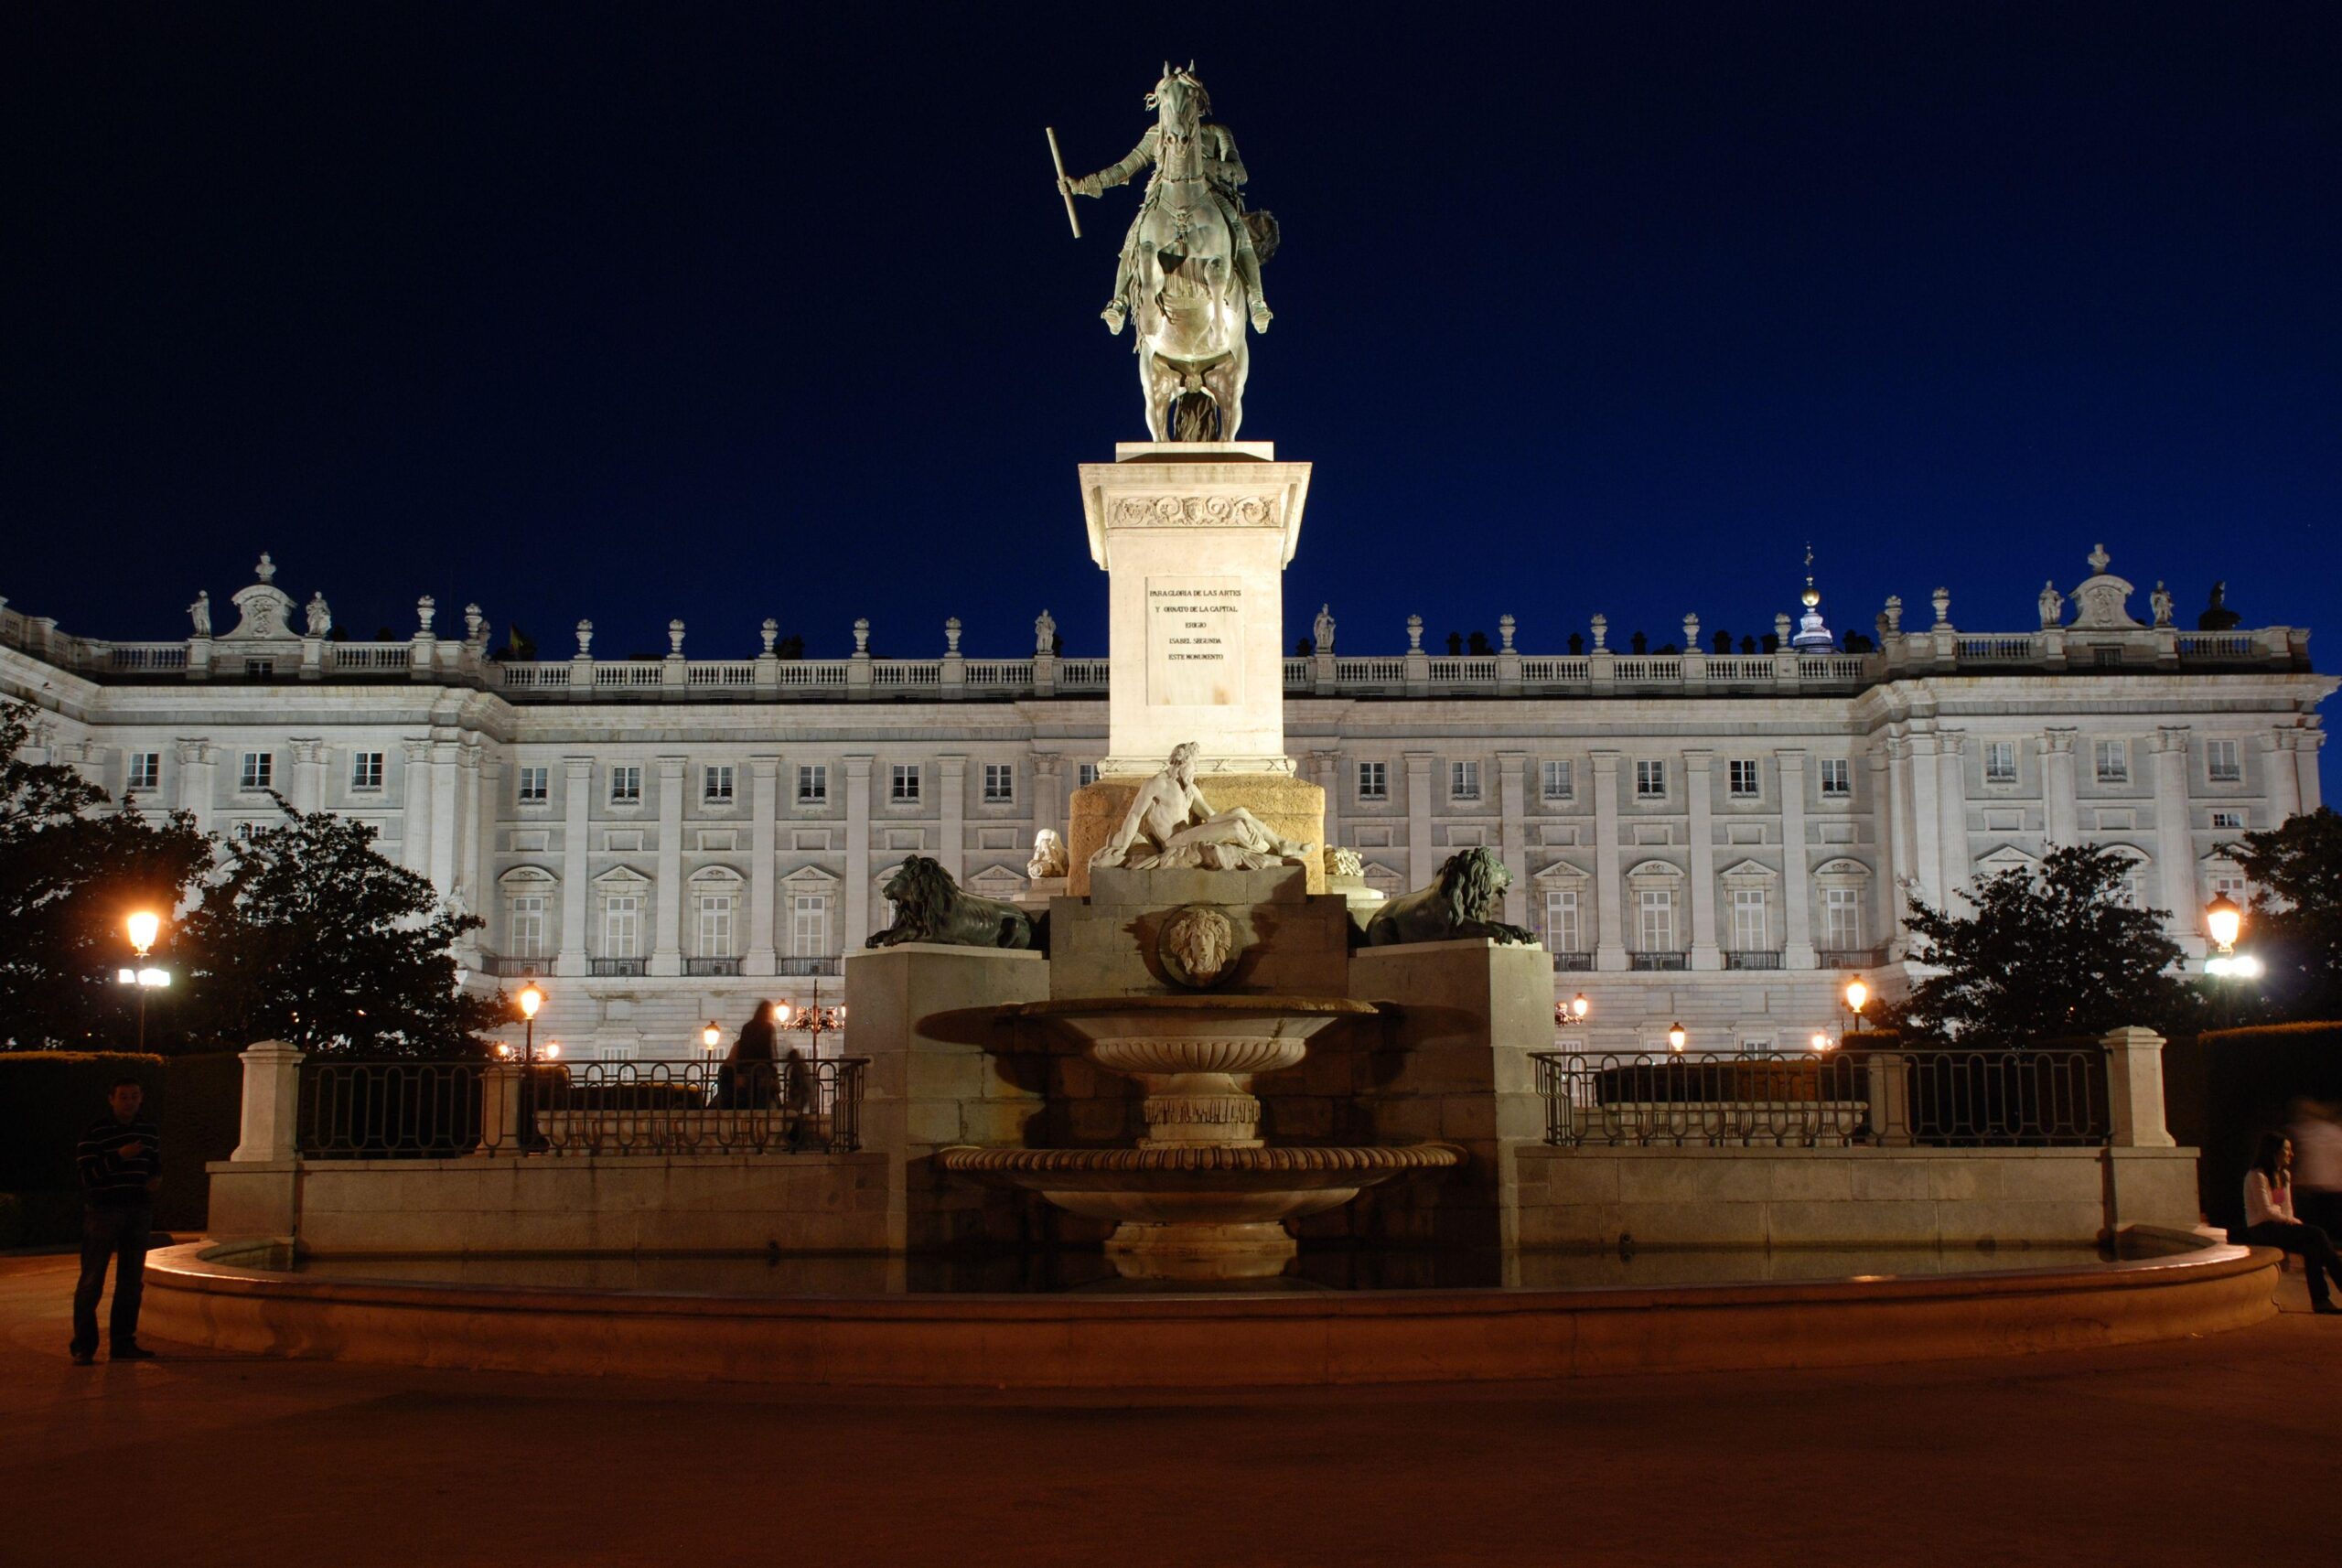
left=5, top=3, right=2337, bottom=665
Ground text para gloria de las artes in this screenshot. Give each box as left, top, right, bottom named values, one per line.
left=1153, top=590, right=1239, bottom=660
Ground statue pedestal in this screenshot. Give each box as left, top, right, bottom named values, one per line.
left=1079, top=442, right=1312, bottom=779
left=1066, top=775, right=1327, bottom=897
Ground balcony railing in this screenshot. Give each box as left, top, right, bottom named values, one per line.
left=1628, top=950, right=1690, bottom=972
left=685, top=957, right=742, bottom=977
left=1818, top=947, right=1890, bottom=969
left=589, top=957, right=648, bottom=978
left=1531, top=1047, right=2109, bottom=1149
left=1722, top=950, right=1783, bottom=971
left=1550, top=950, right=1595, bottom=972
left=775, top=956, right=841, bottom=977
left=483, top=954, right=549, bottom=979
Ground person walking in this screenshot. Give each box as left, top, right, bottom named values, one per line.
left=2286, top=1098, right=2342, bottom=1235
left=2240, top=1132, right=2342, bottom=1316
left=70, top=1076, right=163, bottom=1364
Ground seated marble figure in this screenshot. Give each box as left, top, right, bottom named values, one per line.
left=1090, top=742, right=1315, bottom=873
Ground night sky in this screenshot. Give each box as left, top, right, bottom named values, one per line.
left=6, top=4, right=2337, bottom=676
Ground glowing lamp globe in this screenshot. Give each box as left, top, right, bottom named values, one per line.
left=126, top=910, right=161, bottom=955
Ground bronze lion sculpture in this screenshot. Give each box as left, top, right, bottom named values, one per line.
left=1362, top=847, right=1540, bottom=948
left=865, top=855, right=1042, bottom=950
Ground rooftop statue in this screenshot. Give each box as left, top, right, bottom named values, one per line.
left=1055, top=63, right=1280, bottom=442
left=1090, top=742, right=1315, bottom=873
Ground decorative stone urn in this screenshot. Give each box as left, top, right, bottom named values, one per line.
left=938, top=995, right=1461, bottom=1281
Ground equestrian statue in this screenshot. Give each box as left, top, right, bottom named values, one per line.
left=1053, top=63, right=1280, bottom=442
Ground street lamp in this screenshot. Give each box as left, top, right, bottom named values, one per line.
left=1667, top=1021, right=1687, bottom=1054
left=1554, top=993, right=1590, bottom=1028
left=703, top=1019, right=724, bottom=1056
left=1843, top=976, right=1869, bottom=1034
left=115, top=910, right=170, bottom=1051
left=773, top=985, right=847, bottom=1055
left=1810, top=1030, right=1835, bottom=1055
left=2203, top=894, right=2261, bottom=983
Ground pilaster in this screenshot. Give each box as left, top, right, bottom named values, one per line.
left=1684, top=750, right=1720, bottom=970
left=1591, top=750, right=1626, bottom=971
left=401, top=737, right=435, bottom=878
left=1935, top=730, right=1970, bottom=908
left=747, top=757, right=779, bottom=976
left=1907, top=732, right=1945, bottom=911
left=289, top=738, right=327, bottom=815
left=174, top=740, right=216, bottom=835
left=937, top=755, right=966, bottom=882
left=426, top=739, right=461, bottom=897
left=2265, top=730, right=2303, bottom=822
left=1498, top=750, right=1529, bottom=925
left=844, top=754, right=874, bottom=948
left=2151, top=727, right=2198, bottom=950
left=2300, top=725, right=2326, bottom=813
left=650, top=755, right=686, bottom=975
left=1404, top=751, right=1435, bottom=886
left=2042, top=727, right=2080, bottom=845
left=557, top=756, right=591, bottom=977
left=1778, top=749, right=1816, bottom=968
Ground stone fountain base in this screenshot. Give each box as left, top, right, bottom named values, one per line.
left=935, top=1144, right=1465, bottom=1280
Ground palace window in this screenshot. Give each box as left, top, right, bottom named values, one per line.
left=1728, top=759, right=1759, bottom=799
left=2211, top=809, right=2247, bottom=831
left=508, top=895, right=548, bottom=959
left=983, top=763, right=1015, bottom=803
left=1635, top=760, right=1666, bottom=800
left=609, top=765, right=642, bottom=804
left=1540, top=760, right=1573, bottom=801
left=1078, top=763, right=1099, bottom=788
left=350, top=751, right=384, bottom=792
left=2093, top=740, right=2129, bottom=784
left=2208, top=869, right=2248, bottom=909
left=127, top=752, right=160, bottom=792
left=1984, top=742, right=2017, bottom=785
left=790, top=894, right=828, bottom=958
left=1731, top=888, right=1768, bottom=951
left=1819, top=759, right=1852, bottom=798
left=517, top=766, right=549, bottom=803
left=602, top=894, right=641, bottom=958
left=1637, top=887, right=1677, bottom=950
left=1450, top=760, right=1481, bottom=802
left=1357, top=761, right=1388, bottom=801
left=797, top=764, right=827, bottom=803
left=2207, top=740, right=2243, bottom=784
left=1543, top=887, right=1581, bottom=953
left=239, top=751, right=272, bottom=790
left=1823, top=886, right=1862, bottom=950
left=890, top=764, right=920, bottom=803
left=696, top=894, right=736, bottom=960
left=704, top=764, right=735, bottom=804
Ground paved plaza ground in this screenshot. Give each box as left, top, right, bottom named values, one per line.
left=4, top=1250, right=2339, bottom=1567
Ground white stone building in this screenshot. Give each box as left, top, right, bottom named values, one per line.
left=1, top=545, right=2327, bottom=1058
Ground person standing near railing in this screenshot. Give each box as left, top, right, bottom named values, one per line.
left=2286, top=1100, right=2342, bottom=1235
left=70, top=1077, right=163, bottom=1365
left=2242, top=1133, right=2342, bottom=1316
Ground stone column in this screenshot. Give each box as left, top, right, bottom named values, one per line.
left=1591, top=750, right=1626, bottom=971
left=1310, top=750, right=1341, bottom=856
left=1031, top=752, right=1064, bottom=846
left=1934, top=730, right=1970, bottom=907
left=1684, top=750, right=1720, bottom=970
left=843, top=754, right=874, bottom=948
left=1404, top=752, right=1435, bottom=886
left=289, top=739, right=326, bottom=814
left=1884, top=734, right=1916, bottom=953
left=2265, top=730, right=2302, bottom=822
left=229, top=1040, right=306, bottom=1162
left=650, top=756, right=686, bottom=975
left=1907, top=732, right=1944, bottom=911
left=172, top=741, right=215, bottom=836
left=479, top=1061, right=525, bottom=1155
left=937, top=755, right=965, bottom=882
left=427, top=740, right=462, bottom=897
left=2103, top=1026, right=2175, bottom=1148
left=2300, top=726, right=2326, bottom=813
left=465, top=747, right=492, bottom=936
left=747, top=757, right=779, bottom=977
left=1865, top=744, right=1897, bottom=935
left=401, top=737, right=435, bottom=877
left=2042, top=727, right=2080, bottom=845
left=557, top=756, right=591, bottom=977
left=1778, top=749, right=1816, bottom=967
left=1498, top=750, right=1529, bottom=926
left=2151, top=726, right=2197, bottom=948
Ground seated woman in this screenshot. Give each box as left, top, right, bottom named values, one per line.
left=2241, top=1132, right=2342, bottom=1316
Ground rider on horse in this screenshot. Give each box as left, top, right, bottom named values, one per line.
left=1060, top=64, right=1273, bottom=337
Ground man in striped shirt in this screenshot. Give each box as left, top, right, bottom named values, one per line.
left=70, top=1077, right=163, bottom=1365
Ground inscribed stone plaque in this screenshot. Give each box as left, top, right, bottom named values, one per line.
left=1145, top=575, right=1245, bottom=707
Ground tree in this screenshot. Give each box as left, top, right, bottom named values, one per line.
left=0, top=702, right=212, bottom=1049
left=176, top=798, right=506, bottom=1058
left=1894, top=844, right=2199, bottom=1044
left=2227, top=806, right=2342, bottom=1020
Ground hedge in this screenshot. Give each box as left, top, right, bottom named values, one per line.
left=0, top=1050, right=245, bottom=1240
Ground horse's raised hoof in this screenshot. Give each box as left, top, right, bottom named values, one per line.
left=1250, top=304, right=1273, bottom=333
left=1101, top=301, right=1128, bottom=334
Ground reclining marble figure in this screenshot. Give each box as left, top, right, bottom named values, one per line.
left=1090, top=742, right=1315, bottom=873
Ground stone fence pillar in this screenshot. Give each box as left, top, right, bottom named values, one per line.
left=2102, top=1026, right=2175, bottom=1148
left=478, top=1062, right=525, bottom=1155
left=230, top=1039, right=305, bottom=1162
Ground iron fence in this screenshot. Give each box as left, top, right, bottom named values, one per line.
left=1530, top=1047, right=2109, bottom=1148
left=298, top=1057, right=867, bottom=1157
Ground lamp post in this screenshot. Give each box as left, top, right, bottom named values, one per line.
left=1553, top=992, right=1590, bottom=1030
left=1843, top=976, right=1868, bottom=1035
left=703, top=1019, right=724, bottom=1057
left=115, top=910, right=170, bottom=1051
left=1667, top=1021, right=1687, bottom=1054
left=493, top=983, right=553, bottom=1149
left=2202, top=894, right=2261, bottom=1024
left=773, top=983, right=847, bottom=1056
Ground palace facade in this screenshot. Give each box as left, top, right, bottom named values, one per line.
left=2, top=546, right=2327, bottom=1058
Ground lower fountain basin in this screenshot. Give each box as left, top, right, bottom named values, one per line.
left=937, top=1144, right=1466, bottom=1281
